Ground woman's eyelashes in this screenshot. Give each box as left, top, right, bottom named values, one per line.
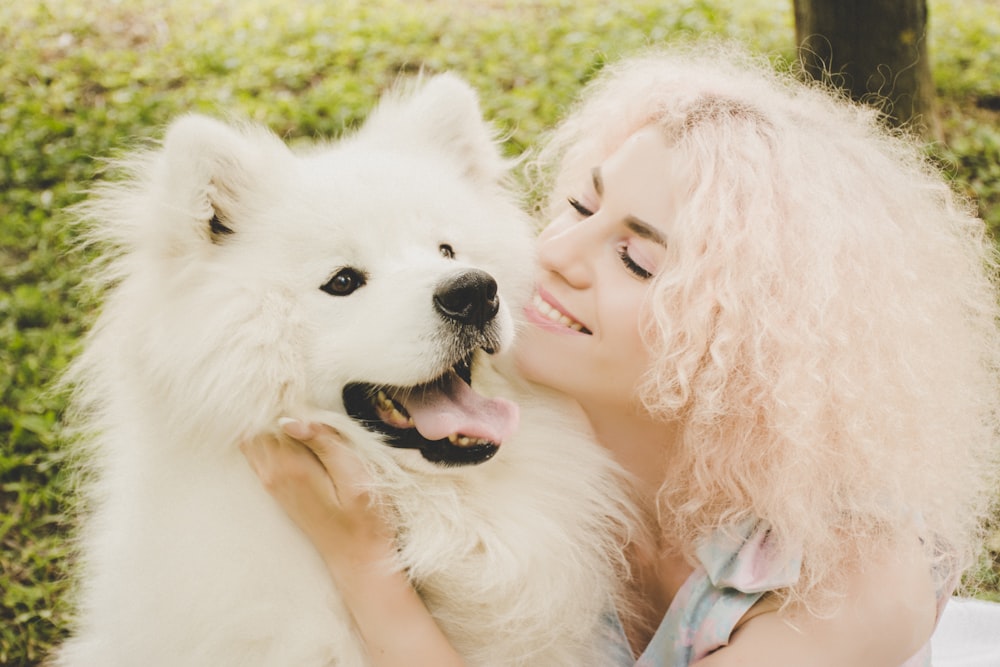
left=567, top=196, right=594, bottom=217
left=616, top=243, right=654, bottom=279
left=567, top=195, right=656, bottom=280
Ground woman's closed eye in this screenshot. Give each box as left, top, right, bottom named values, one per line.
left=616, top=241, right=654, bottom=280
left=567, top=196, right=594, bottom=218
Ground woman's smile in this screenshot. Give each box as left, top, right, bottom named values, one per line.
left=524, top=287, right=591, bottom=334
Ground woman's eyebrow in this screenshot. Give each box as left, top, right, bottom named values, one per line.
left=592, top=166, right=667, bottom=245
left=625, top=217, right=667, bottom=246
left=591, top=167, right=603, bottom=196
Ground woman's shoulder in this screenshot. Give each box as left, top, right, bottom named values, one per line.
left=703, top=534, right=938, bottom=667
left=630, top=521, right=798, bottom=665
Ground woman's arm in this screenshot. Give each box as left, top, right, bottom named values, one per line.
left=693, top=537, right=937, bottom=667
left=241, top=420, right=466, bottom=667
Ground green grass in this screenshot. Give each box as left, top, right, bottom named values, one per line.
left=2, top=0, right=998, bottom=663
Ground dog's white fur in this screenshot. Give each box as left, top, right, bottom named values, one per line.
left=54, top=75, right=635, bottom=666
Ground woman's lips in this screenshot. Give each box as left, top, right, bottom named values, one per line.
left=524, top=288, right=592, bottom=335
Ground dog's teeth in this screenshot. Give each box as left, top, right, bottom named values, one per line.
left=372, top=391, right=413, bottom=427
left=376, top=390, right=390, bottom=408
left=391, top=407, right=413, bottom=426
left=448, top=434, right=488, bottom=447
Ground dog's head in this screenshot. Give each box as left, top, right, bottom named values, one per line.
left=89, top=74, right=535, bottom=466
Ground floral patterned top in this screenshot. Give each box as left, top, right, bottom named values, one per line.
left=607, top=521, right=941, bottom=666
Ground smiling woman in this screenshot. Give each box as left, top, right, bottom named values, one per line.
left=517, top=126, right=682, bottom=420
left=517, top=44, right=1000, bottom=665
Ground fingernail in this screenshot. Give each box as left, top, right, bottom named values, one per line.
left=278, top=417, right=312, bottom=440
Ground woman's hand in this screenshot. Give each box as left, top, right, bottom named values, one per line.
left=240, top=419, right=394, bottom=579
left=240, top=419, right=466, bottom=667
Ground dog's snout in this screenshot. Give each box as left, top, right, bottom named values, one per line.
left=434, top=270, right=499, bottom=329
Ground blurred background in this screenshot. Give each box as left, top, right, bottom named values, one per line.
left=2, top=1, right=998, bottom=664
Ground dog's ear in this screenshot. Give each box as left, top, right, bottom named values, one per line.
left=357, top=73, right=508, bottom=186
left=159, top=114, right=289, bottom=247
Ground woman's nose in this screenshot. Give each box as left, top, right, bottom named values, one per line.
left=537, top=217, right=597, bottom=288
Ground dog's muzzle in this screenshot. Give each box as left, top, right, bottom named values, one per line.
left=342, top=269, right=518, bottom=466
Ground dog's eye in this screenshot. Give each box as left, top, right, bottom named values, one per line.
left=439, top=244, right=455, bottom=259
left=320, top=268, right=366, bottom=296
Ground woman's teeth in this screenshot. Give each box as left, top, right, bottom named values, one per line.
left=532, top=293, right=585, bottom=331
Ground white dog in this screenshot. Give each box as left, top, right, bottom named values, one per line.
left=54, top=75, right=636, bottom=667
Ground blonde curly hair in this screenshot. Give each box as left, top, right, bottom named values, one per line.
left=532, top=43, right=1000, bottom=609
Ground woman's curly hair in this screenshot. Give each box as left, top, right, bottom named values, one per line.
left=531, top=42, right=1000, bottom=610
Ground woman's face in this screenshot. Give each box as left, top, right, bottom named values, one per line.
left=516, top=126, right=683, bottom=415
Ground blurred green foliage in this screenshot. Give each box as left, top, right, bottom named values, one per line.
left=2, top=0, right=998, bottom=663
left=929, top=0, right=1000, bottom=234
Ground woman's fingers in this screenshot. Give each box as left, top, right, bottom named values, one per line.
left=245, top=418, right=394, bottom=565
left=240, top=432, right=337, bottom=511
left=278, top=419, right=374, bottom=508
left=277, top=416, right=317, bottom=441
left=239, top=432, right=302, bottom=490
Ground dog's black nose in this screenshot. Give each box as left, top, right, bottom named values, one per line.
left=434, top=270, right=499, bottom=329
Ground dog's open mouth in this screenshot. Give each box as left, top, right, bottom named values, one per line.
left=342, top=353, right=519, bottom=466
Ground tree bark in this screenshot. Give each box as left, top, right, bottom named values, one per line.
left=794, top=0, right=939, bottom=139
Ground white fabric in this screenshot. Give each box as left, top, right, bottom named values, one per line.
left=931, top=598, right=1000, bottom=667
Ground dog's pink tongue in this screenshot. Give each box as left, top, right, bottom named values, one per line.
left=401, top=371, right=519, bottom=444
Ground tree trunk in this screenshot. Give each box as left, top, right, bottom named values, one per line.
left=794, top=0, right=940, bottom=139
